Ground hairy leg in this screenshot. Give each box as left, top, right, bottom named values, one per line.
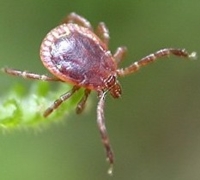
left=96, top=22, right=110, bottom=47
left=44, top=86, right=80, bottom=117
left=76, top=89, right=91, bottom=114
left=62, top=12, right=93, bottom=30
left=97, top=91, right=114, bottom=174
left=117, top=48, right=196, bottom=77
left=113, top=46, right=127, bottom=64
left=2, top=68, right=61, bottom=81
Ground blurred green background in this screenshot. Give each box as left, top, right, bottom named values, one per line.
left=0, top=0, right=200, bottom=180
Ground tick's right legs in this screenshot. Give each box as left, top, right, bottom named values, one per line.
left=117, top=48, right=196, bottom=77
left=113, top=46, right=127, bottom=64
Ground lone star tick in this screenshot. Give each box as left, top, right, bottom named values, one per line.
left=2, top=12, right=196, bottom=174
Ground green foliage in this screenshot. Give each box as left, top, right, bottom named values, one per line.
left=0, top=81, right=84, bottom=130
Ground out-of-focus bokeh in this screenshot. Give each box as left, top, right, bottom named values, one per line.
left=0, top=1, right=200, bottom=180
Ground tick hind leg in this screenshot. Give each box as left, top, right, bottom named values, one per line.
left=2, top=68, right=62, bottom=82
left=62, top=12, right=93, bottom=31
left=44, top=86, right=80, bottom=117
left=76, top=89, right=91, bottom=114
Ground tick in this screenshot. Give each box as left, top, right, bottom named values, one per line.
left=2, top=12, right=196, bottom=174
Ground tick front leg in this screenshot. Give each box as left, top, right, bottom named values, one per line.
left=97, top=92, right=114, bottom=175
left=62, top=12, right=93, bottom=31
left=96, top=22, right=110, bottom=48
left=44, top=86, right=80, bottom=117
left=2, top=68, right=62, bottom=81
left=76, top=89, right=91, bottom=114
left=117, top=48, right=197, bottom=77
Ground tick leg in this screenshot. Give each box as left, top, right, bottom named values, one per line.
left=117, top=48, right=197, bottom=77
left=96, top=22, right=110, bottom=47
left=97, top=92, right=114, bottom=174
left=44, top=86, right=80, bottom=117
left=113, top=46, right=127, bottom=64
left=62, top=12, right=93, bottom=31
left=76, top=89, right=91, bottom=114
left=2, top=68, right=62, bottom=81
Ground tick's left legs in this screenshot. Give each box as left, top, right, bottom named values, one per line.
left=76, top=89, right=91, bottom=114
left=44, top=86, right=80, bottom=117
left=117, top=48, right=197, bottom=77
left=62, top=12, right=93, bottom=30
left=97, top=92, right=114, bottom=175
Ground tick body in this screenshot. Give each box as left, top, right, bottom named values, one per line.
left=2, top=12, right=196, bottom=174
left=40, top=23, right=117, bottom=91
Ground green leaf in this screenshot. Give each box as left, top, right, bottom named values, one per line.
left=0, top=81, right=86, bottom=130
